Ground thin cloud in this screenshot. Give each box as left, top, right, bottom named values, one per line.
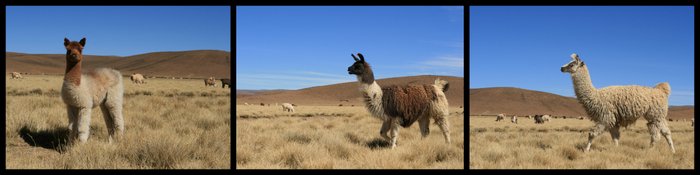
left=422, top=56, right=464, bottom=68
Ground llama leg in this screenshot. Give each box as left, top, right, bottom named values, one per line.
left=435, top=115, right=451, bottom=144
left=76, top=108, right=92, bottom=143
left=100, top=104, right=116, bottom=143
left=609, top=126, right=620, bottom=146
left=585, top=123, right=606, bottom=152
left=647, top=121, right=661, bottom=149
left=388, top=119, right=399, bottom=149
left=658, top=120, right=675, bottom=153
left=418, top=116, right=430, bottom=138
left=107, top=98, right=124, bottom=142
left=380, top=119, right=391, bottom=141
left=67, top=106, right=79, bottom=144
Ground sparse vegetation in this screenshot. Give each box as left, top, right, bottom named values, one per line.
left=236, top=105, right=464, bottom=169
left=469, top=116, right=694, bottom=169
left=5, top=75, right=230, bottom=169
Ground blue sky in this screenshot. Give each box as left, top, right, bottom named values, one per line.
left=6, top=6, right=230, bottom=56
left=470, top=6, right=694, bottom=105
left=236, top=6, right=464, bottom=90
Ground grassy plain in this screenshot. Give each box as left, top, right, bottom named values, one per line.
left=236, top=105, right=465, bottom=169
left=469, top=115, right=694, bottom=169
left=5, top=75, right=230, bottom=169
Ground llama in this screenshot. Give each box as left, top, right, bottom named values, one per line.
left=204, top=77, right=216, bottom=87
left=61, top=38, right=124, bottom=144
left=496, top=114, right=505, bottom=122
left=130, top=73, right=145, bottom=84
left=10, top=72, right=23, bottom=79
left=347, top=53, right=450, bottom=149
left=511, top=115, right=518, bottom=124
left=561, top=53, right=674, bottom=153
left=281, top=103, right=295, bottom=112
left=221, top=79, right=231, bottom=89
left=534, top=114, right=550, bottom=124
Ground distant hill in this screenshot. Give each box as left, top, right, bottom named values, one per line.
left=236, top=75, right=464, bottom=107
left=469, top=87, right=694, bottom=120
left=5, top=50, right=231, bottom=79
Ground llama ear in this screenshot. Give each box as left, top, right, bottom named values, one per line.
left=357, top=53, right=365, bottom=62
left=79, top=38, right=86, bottom=47
left=64, top=38, right=70, bottom=47
left=351, top=54, right=359, bottom=62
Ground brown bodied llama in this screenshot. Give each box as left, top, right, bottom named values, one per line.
left=347, top=53, right=450, bottom=149
left=62, top=38, right=124, bottom=144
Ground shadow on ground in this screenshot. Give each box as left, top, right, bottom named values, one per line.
left=18, top=125, right=70, bottom=153
left=366, top=138, right=392, bottom=150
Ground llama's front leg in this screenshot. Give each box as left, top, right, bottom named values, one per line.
left=418, top=116, right=430, bottom=138
left=585, top=123, right=606, bottom=152
left=609, top=126, right=620, bottom=146
left=67, top=106, right=79, bottom=144
left=380, top=119, right=391, bottom=141
left=76, top=107, right=92, bottom=143
left=388, top=119, right=399, bottom=149
left=435, top=115, right=451, bottom=144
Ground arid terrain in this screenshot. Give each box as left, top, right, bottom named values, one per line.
left=235, top=75, right=465, bottom=169
left=6, top=50, right=231, bottom=79
left=5, top=75, right=231, bottom=169
left=469, top=115, right=694, bottom=169
left=236, top=105, right=465, bottom=169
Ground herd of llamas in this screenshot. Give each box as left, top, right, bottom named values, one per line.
left=8, top=38, right=231, bottom=148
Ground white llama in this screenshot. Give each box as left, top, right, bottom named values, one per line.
left=62, top=38, right=124, bottom=144
left=561, top=53, right=674, bottom=153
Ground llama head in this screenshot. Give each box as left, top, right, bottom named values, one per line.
left=64, top=37, right=86, bottom=63
left=560, top=53, right=585, bottom=73
left=347, top=53, right=375, bottom=84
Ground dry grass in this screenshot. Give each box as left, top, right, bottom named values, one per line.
left=469, top=116, right=694, bottom=169
left=5, top=75, right=230, bottom=169
left=236, top=105, right=464, bottom=169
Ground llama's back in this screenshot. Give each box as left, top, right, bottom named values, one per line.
left=594, top=84, right=670, bottom=125
left=381, top=84, right=441, bottom=127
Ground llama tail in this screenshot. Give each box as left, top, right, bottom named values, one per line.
left=434, top=78, right=449, bottom=92
left=655, top=82, right=671, bottom=96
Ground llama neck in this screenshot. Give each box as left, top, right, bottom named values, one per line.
left=570, top=65, right=596, bottom=102
left=65, top=59, right=82, bottom=85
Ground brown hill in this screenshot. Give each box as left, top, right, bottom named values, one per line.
left=469, top=87, right=694, bottom=120
left=5, top=50, right=231, bottom=79
left=236, top=75, right=464, bottom=107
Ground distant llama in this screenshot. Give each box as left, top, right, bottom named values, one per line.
left=130, top=73, right=145, bottom=84
left=62, top=38, right=124, bottom=144
left=348, top=53, right=450, bottom=149
left=204, top=77, right=216, bottom=87
left=561, top=53, right=674, bottom=153
left=511, top=115, right=518, bottom=124
left=220, top=78, right=231, bottom=88
left=10, top=72, right=23, bottom=79
left=495, top=114, right=505, bottom=122
left=281, top=103, right=295, bottom=112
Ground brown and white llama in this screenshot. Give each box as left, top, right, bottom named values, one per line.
left=347, top=53, right=451, bottom=149
left=130, top=73, right=145, bottom=84
left=62, top=38, right=124, bottom=144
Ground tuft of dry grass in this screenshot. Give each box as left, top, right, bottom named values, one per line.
left=236, top=105, right=464, bottom=169
left=469, top=116, right=694, bottom=169
left=6, top=75, right=230, bottom=169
